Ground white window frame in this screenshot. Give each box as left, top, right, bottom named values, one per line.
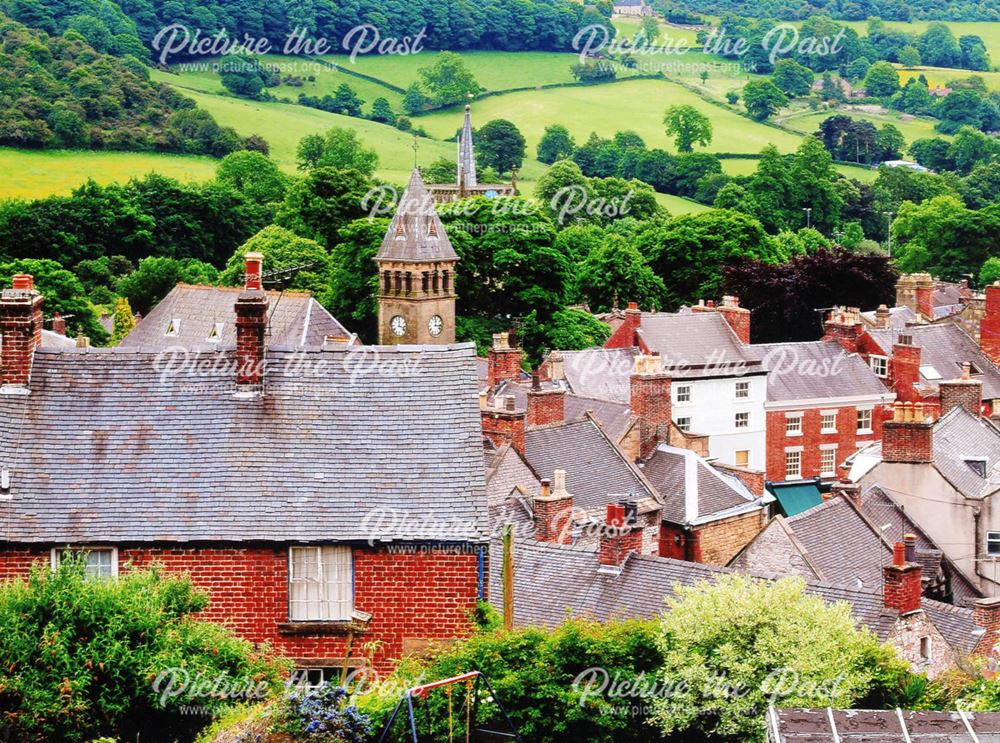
left=206, top=322, right=224, bottom=343
left=676, top=417, right=692, bottom=432
left=819, top=445, right=838, bottom=479
left=735, top=381, right=750, bottom=400
left=869, top=355, right=888, bottom=378
left=288, top=546, right=354, bottom=622
left=988, top=532, right=1000, bottom=556
left=857, top=407, right=874, bottom=434
left=820, top=410, right=838, bottom=434
left=734, top=411, right=749, bottom=429
left=676, top=385, right=692, bottom=404
left=51, top=546, right=118, bottom=579
left=165, top=318, right=181, bottom=337
left=785, top=448, right=802, bottom=479
left=785, top=412, right=803, bottom=436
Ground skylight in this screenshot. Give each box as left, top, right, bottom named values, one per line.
left=919, top=365, right=942, bottom=381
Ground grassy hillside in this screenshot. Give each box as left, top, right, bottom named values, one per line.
left=0, top=148, right=219, bottom=200
left=654, top=191, right=713, bottom=214
left=898, top=66, right=1000, bottom=91
left=836, top=20, right=1000, bottom=62
left=781, top=108, right=944, bottom=145
left=415, top=78, right=803, bottom=155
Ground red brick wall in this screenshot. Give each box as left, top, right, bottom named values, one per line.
left=527, top=390, right=565, bottom=427
left=482, top=409, right=525, bottom=454
left=487, top=348, right=522, bottom=387
left=884, top=561, right=922, bottom=614
left=605, top=306, right=640, bottom=349
left=719, top=306, right=750, bottom=345
left=235, top=292, right=268, bottom=387
left=630, top=373, right=671, bottom=459
left=0, top=544, right=481, bottom=674
left=981, top=284, right=1000, bottom=366
left=882, top=421, right=933, bottom=463
left=0, top=289, right=43, bottom=387
left=764, top=404, right=882, bottom=481
left=891, top=343, right=921, bottom=403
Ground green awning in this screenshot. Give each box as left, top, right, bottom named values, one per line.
left=767, top=481, right=823, bottom=518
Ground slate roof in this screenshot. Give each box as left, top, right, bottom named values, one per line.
left=858, top=486, right=982, bottom=606
left=523, top=417, right=656, bottom=513
left=0, top=344, right=488, bottom=544
left=119, top=284, right=351, bottom=352
left=930, top=407, right=1000, bottom=499
left=860, top=305, right=919, bottom=329
left=641, top=444, right=761, bottom=524
left=636, top=312, right=759, bottom=378
left=491, top=379, right=635, bottom=442
left=376, top=169, right=458, bottom=263
left=866, top=324, right=1000, bottom=400
left=488, top=533, right=980, bottom=654
left=40, top=329, right=77, bottom=349
left=559, top=347, right=635, bottom=402
left=458, top=105, right=477, bottom=188
left=742, top=341, right=892, bottom=404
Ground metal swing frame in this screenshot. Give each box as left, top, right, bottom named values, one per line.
left=376, top=670, right=524, bottom=743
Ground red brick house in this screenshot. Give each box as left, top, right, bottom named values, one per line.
left=0, top=264, right=489, bottom=676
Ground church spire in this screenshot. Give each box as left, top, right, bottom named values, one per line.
left=457, top=104, right=477, bottom=191
left=376, top=169, right=458, bottom=263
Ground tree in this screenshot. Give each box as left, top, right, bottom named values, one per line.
left=935, top=89, right=986, bottom=134
left=846, top=56, right=871, bottom=81
left=651, top=575, right=907, bottom=743
left=672, top=153, right=723, bottom=199
left=772, top=59, right=814, bottom=97
left=116, top=257, right=219, bottom=315
left=897, top=45, right=922, bottom=67
left=537, top=124, right=576, bottom=164
left=110, top=296, right=135, bottom=344
left=918, top=22, right=962, bottom=68
left=326, top=218, right=386, bottom=342
left=219, top=52, right=271, bottom=99
left=893, top=196, right=1000, bottom=278
left=275, top=167, right=372, bottom=248
left=960, top=35, right=991, bottom=71
left=402, top=83, right=429, bottom=115
left=981, top=257, right=1000, bottom=286
left=220, top=225, right=333, bottom=298
left=418, top=52, right=482, bottom=106
left=0, top=557, right=284, bottom=742
left=295, top=127, right=378, bottom=175
left=909, top=137, right=955, bottom=171
left=216, top=151, right=288, bottom=204
left=893, top=78, right=934, bottom=116
left=742, top=80, right=788, bottom=121
left=0, top=259, right=108, bottom=344
left=576, top=234, right=665, bottom=312
left=724, top=248, right=896, bottom=342
left=863, top=61, right=900, bottom=97
left=475, top=119, right=526, bottom=175
left=369, top=96, right=395, bottom=123
left=535, top=159, right=590, bottom=224
left=330, top=83, right=364, bottom=116
left=638, top=14, right=660, bottom=44
left=876, top=124, right=906, bottom=161
left=949, top=125, right=998, bottom=174
left=662, top=104, right=713, bottom=153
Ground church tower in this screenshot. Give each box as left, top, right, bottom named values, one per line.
left=375, top=169, right=459, bottom=345
left=457, top=104, right=477, bottom=196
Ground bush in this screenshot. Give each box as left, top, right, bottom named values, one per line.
left=0, top=557, right=286, bottom=743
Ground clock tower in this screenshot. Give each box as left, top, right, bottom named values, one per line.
left=375, top=169, right=459, bottom=345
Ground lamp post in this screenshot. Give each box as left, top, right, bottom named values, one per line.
left=803, top=207, right=812, bottom=229
left=883, top=211, right=894, bottom=257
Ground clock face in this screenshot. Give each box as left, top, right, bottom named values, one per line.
left=428, top=315, right=443, bottom=337
left=390, top=315, right=407, bottom=336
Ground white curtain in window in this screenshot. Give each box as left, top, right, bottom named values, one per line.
left=289, top=546, right=353, bottom=621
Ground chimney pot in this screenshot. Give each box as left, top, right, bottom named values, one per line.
left=51, top=312, right=66, bottom=336
left=11, top=274, right=33, bottom=291
left=243, top=252, right=264, bottom=291
left=903, top=534, right=916, bottom=562
left=553, top=469, right=567, bottom=495
left=540, top=478, right=551, bottom=498
left=531, top=372, right=541, bottom=391
left=504, top=395, right=516, bottom=412
left=627, top=301, right=638, bottom=311
left=893, top=541, right=906, bottom=567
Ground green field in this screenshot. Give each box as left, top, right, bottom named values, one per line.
left=0, top=148, right=219, bottom=200
left=898, top=65, right=1000, bottom=91
left=836, top=20, right=1000, bottom=64
left=781, top=107, right=944, bottom=145
left=654, top=191, right=712, bottom=214
left=415, top=77, right=803, bottom=156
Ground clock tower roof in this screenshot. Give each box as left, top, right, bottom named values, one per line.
left=376, top=169, right=458, bottom=264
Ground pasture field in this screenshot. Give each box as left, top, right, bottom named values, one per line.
left=781, top=108, right=944, bottom=145
left=654, top=191, right=713, bottom=214
left=898, top=65, right=1000, bottom=91
left=0, top=148, right=218, bottom=200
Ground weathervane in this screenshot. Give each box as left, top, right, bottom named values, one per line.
left=412, top=134, right=419, bottom=169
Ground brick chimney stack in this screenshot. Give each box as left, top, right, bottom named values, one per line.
left=883, top=539, right=922, bottom=614
left=234, top=252, right=268, bottom=391
left=892, top=333, right=921, bottom=402
left=51, top=311, right=66, bottom=336
left=882, top=402, right=934, bottom=464
left=487, top=332, right=522, bottom=387
left=605, top=301, right=641, bottom=349
left=534, top=470, right=574, bottom=544
left=718, top=295, right=751, bottom=344
left=973, top=597, right=1000, bottom=656
left=914, top=275, right=934, bottom=320
left=939, top=362, right=983, bottom=418
left=527, top=372, right=565, bottom=427
left=822, top=307, right=864, bottom=353
left=875, top=304, right=891, bottom=329
left=598, top=503, right=643, bottom=570
left=482, top=394, right=526, bottom=455
left=630, top=353, right=672, bottom=460
left=980, top=283, right=1000, bottom=366
left=0, top=274, right=44, bottom=389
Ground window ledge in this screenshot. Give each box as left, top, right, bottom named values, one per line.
left=278, top=620, right=369, bottom=636
left=857, top=428, right=874, bottom=435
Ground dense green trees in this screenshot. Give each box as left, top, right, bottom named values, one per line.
left=537, top=124, right=576, bottom=164
left=117, top=257, right=219, bottom=314
left=742, top=80, right=788, bottom=121
left=294, top=128, right=379, bottom=175
left=771, top=59, right=814, bottom=97
left=863, top=61, right=900, bottom=97
left=475, top=119, right=526, bottom=175
left=662, top=104, right=713, bottom=152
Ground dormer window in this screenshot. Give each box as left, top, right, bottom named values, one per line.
left=206, top=322, right=223, bottom=343
left=394, top=221, right=406, bottom=239
left=965, top=457, right=988, bottom=478
left=165, top=319, right=181, bottom=337
left=428, top=219, right=438, bottom=238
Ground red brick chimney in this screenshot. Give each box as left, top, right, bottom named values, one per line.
left=939, top=362, right=983, bottom=418
left=915, top=281, right=933, bottom=321
left=883, top=540, right=922, bottom=614
left=973, top=597, right=1000, bottom=656
left=51, top=311, right=66, bottom=336
left=526, top=373, right=565, bottom=427
left=981, top=283, right=1000, bottom=366
left=718, top=295, right=750, bottom=344
left=882, top=402, right=934, bottom=464
left=822, top=307, right=864, bottom=353
left=891, top=334, right=921, bottom=402
left=534, top=470, right=574, bottom=544
left=487, top=332, right=522, bottom=387
left=0, top=274, right=44, bottom=388
left=234, top=252, right=268, bottom=390
left=599, top=503, right=643, bottom=569
left=630, top=353, right=672, bottom=459
left=481, top=394, right=526, bottom=455
left=605, top=301, right=641, bottom=349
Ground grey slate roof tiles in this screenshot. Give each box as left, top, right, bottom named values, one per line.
left=0, top=344, right=488, bottom=544
left=376, top=169, right=458, bottom=263
left=930, top=407, right=1000, bottom=499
